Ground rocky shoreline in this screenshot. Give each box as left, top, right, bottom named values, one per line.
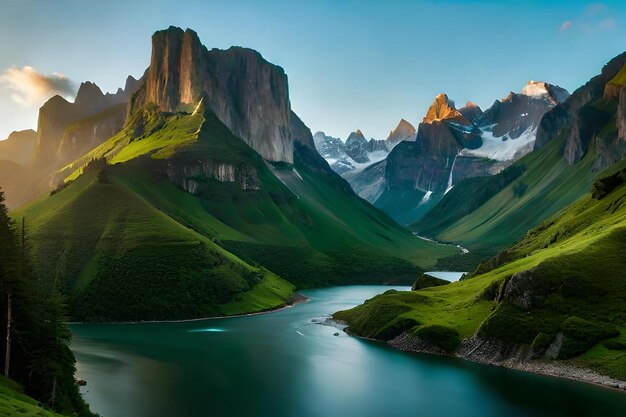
left=388, top=331, right=626, bottom=392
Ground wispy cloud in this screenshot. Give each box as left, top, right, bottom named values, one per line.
left=599, top=17, right=615, bottom=30
left=559, top=3, right=616, bottom=34
left=0, top=65, right=74, bottom=106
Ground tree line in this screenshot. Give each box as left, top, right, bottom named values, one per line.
left=0, top=187, right=95, bottom=416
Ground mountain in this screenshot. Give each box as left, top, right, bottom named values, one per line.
left=414, top=52, right=626, bottom=254
left=313, top=120, right=415, bottom=201
left=0, top=76, right=141, bottom=209
left=15, top=27, right=458, bottom=321
left=465, top=81, right=570, bottom=161
left=334, top=160, right=626, bottom=383
left=313, top=128, right=391, bottom=176
left=34, top=77, right=140, bottom=172
left=362, top=83, right=569, bottom=225
left=386, top=119, right=416, bottom=147
left=137, top=26, right=304, bottom=163
left=0, top=129, right=37, bottom=165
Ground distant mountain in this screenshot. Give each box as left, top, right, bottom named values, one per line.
left=463, top=81, right=570, bottom=161
left=15, top=26, right=458, bottom=321
left=0, top=129, right=36, bottom=165
left=34, top=77, right=140, bottom=172
left=386, top=119, right=416, bottom=147
left=0, top=75, right=141, bottom=209
left=313, top=119, right=416, bottom=201
left=413, top=52, right=626, bottom=253
left=364, top=83, right=569, bottom=225
left=313, top=128, right=391, bottom=175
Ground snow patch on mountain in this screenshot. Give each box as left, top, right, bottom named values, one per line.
left=461, top=125, right=536, bottom=161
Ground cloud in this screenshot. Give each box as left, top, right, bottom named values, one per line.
left=599, top=17, right=615, bottom=30
left=560, top=3, right=616, bottom=34
left=0, top=65, right=74, bottom=106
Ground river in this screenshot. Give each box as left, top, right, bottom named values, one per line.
left=71, top=286, right=626, bottom=417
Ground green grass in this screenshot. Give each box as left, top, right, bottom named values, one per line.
left=413, top=131, right=598, bottom=251
left=61, top=104, right=204, bottom=182
left=15, top=103, right=457, bottom=320
left=609, top=63, right=626, bottom=86
left=336, top=165, right=626, bottom=380
left=413, top=97, right=622, bottom=253
left=16, top=170, right=294, bottom=321
left=0, top=376, right=66, bottom=417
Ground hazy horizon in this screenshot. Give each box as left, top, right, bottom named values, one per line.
left=1, top=0, right=626, bottom=141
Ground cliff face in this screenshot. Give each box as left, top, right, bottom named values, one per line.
left=57, top=103, right=128, bottom=164
left=535, top=53, right=626, bottom=166
left=33, top=78, right=140, bottom=172
left=618, top=88, right=626, bottom=141
left=142, top=26, right=298, bottom=163
left=384, top=94, right=481, bottom=193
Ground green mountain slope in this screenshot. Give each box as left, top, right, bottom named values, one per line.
left=412, top=97, right=618, bottom=253
left=0, top=376, right=68, bottom=417
left=18, top=166, right=294, bottom=322
left=16, top=104, right=456, bottom=320
left=335, top=163, right=626, bottom=380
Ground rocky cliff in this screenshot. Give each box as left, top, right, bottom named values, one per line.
left=384, top=94, right=481, bottom=194
left=534, top=53, right=626, bottom=167
left=33, top=77, right=139, bottom=172
left=141, top=26, right=301, bottom=163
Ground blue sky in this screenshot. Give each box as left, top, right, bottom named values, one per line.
left=1, top=0, right=625, bottom=141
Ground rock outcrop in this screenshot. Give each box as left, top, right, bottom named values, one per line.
left=141, top=26, right=303, bottom=163
left=534, top=53, right=626, bottom=166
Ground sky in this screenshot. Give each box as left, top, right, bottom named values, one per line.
left=1, top=0, right=626, bottom=141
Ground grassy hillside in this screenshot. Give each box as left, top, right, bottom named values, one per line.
left=17, top=168, right=294, bottom=321
left=0, top=376, right=67, bottom=417
left=335, top=163, right=626, bottom=379
left=15, top=103, right=456, bottom=320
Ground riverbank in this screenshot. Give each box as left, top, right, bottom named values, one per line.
left=69, top=292, right=309, bottom=325
left=387, top=332, right=626, bottom=393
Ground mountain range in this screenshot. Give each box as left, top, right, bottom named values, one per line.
left=335, top=51, right=626, bottom=384
left=315, top=81, right=571, bottom=225
left=2, top=27, right=456, bottom=321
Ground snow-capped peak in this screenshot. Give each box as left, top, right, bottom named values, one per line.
left=520, top=81, right=570, bottom=104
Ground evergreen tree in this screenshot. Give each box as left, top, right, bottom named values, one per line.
left=0, top=188, right=96, bottom=416
left=0, top=188, right=16, bottom=377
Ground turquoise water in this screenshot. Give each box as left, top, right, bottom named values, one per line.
left=71, top=286, right=626, bottom=417
left=424, top=271, right=466, bottom=281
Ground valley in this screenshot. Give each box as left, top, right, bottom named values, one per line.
left=0, top=3, right=626, bottom=416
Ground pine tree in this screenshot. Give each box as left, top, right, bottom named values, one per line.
left=0, top=187, right=16, bottom=377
